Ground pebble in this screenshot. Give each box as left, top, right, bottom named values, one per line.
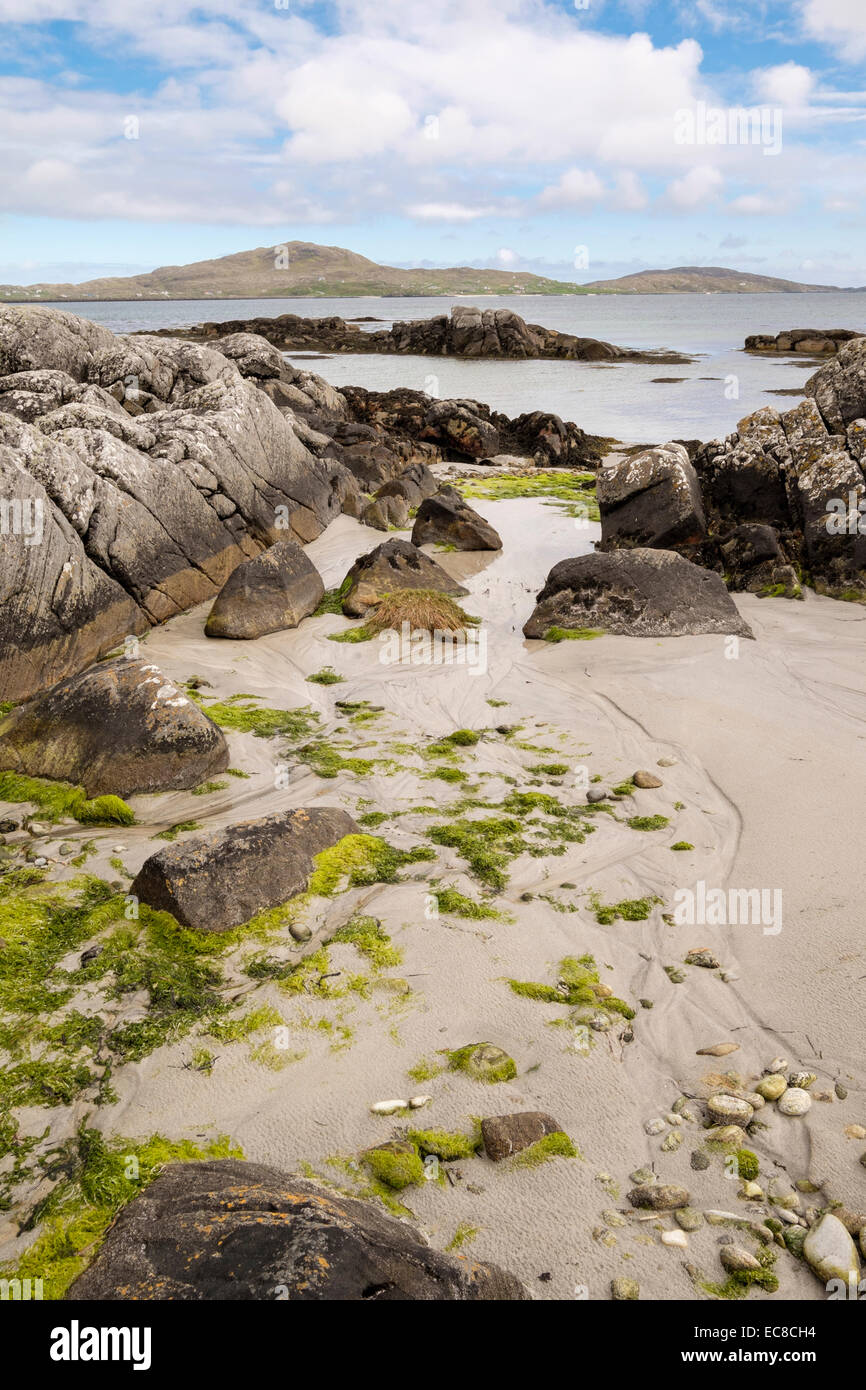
left=690, top=1151, right=711, bottom=1171
left=675, top=1208, right=705, bottom=1232
left=721, top=1245, right=761, bottom=1273
left=27, top=821, right=49, bottom=835
left=644, top=1118, right=666, bottom=1136
left=58, top=842, right=74, bottom=856
left=845, top=1124, right=866, bottom=1140
left=628, top=1183, right=690, bottom=1211
left=765, top=1056, right=788, bottom=1074
left=661, top=1132, right=682, bottom=1153
left=633, top=770, right=663, bottom=788
left=697, top=1042, right=739, bottom=1057
left=773, top=1207, right=800, bottom=1225
left=835, top=1082, right=848, bottom=1100
left=741, top=1181, right=763, bottom=1200
left=611, top=1278, right=640, bottom=1300
left=803, top=1212, right=861, bottom=1284
left=778, top=1087, right=811, bottom=1117
left=408, top=1095, right=432, bottom=1109
left=707, top=1094, right=754, bottom=1126
left=629, top=1167, right=654, bottom=1185
left=370, top=1099, right=408, bottom=1115
left=705, top=1125, right=749, bottom=1149
left=788, top=1071, right=817, bottom=1090
left=665, top=1112, right=683, bottom=1126
left=784, top=1226, right=807, bottom=1259
left=685, top=948, right=720, bottom=969
left=289, top=922, right=312, bottom=943
left=586, top=789, right=607, bottom=803
left=755, top=1074, right=787, bottom=1101
left=602, top=1210, right=628, bottom=1229
left=657, top=757, right=678, bottom=767
left=705, top=1210, right=742, bottom=1225
left=661, top=1229, right=688, bottom=1248
left=767, top=1178, right=800, bottom=1211
left=112, top=843, right=127, bottom=853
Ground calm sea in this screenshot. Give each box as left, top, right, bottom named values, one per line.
left=34, top=292, right=866, bottom=444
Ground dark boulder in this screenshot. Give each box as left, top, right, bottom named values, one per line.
left=131, top=806, right=360, bottom=932
left=523, top=548, right=753, bottom=640
left=481, top=1112, right=565, bottom=1162
left=70, top=1160, right=528, bottom=1300
left=597, top=443, right=706, bottom=551
left=411, top=486, right=502, bottom=551
left=340, top=538, right=467, bottom=618
left=360, top=494, right=410, bottom=531
left=0, top=657, right=228, bottom=797
left=204, top=541, right=324, bottom=639
left=374, top=460, right=438, bottom=509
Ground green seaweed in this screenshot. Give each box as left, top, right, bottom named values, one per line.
left=0, top=773, right=134, bottom=827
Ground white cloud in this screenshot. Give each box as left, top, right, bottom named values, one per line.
left=666, top=165, right=723, bottom=208
left=801, top=0, right=866, bottom=59
left=405, top=202, right=497, bottom=221
left=754, top=62, right=814, bottom=108
left=728, top=192, right=792, bottom=214
left=538, top=168, right=605, bottom=208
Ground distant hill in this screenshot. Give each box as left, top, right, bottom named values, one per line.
left=0, top=247, right=850, bottom=302
left=0, top=242, right=585, bottom=302
left=582, top=265, right=842, bottom=294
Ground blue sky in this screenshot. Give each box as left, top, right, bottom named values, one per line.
left=0, top=0, right=864, bottom=286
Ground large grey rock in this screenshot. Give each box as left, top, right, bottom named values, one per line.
left=806, top=337, right=866, bottom=433
left=0, top=657, right=228, bottom=797
left=131, top=806, right=360, bottom=931
left=70, top=1160, right=528, bottom=1300
left=205, top=541, right=324, bottom=639
left=411, top=486, right=502, bottom=551
left=340, top=538, right=468, bottom=618
left=523, top=548, right=753, bottom=639
left=0, top=306, right=350, bottom=701
left=598, top=443, right=706, bottom=550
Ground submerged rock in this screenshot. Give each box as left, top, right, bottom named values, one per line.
left=523, top=548, right=754, bottom=640
left=131, top=806, right=359, bottom=931
left=70, top=1160, right=528, bottom=1300
left=0, top=657, right=228, bottom=797
left=204, top=540, right=324, bottom=639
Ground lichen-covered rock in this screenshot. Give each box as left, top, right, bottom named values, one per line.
left=523, top=548, right=753, bottom=640
left=627, top=1183, right=690, bottom=1211
left=598, top=443, right=706, bottom=551
left=205, top=541, right=324, bottom=639
left=0, top=657, right=228, bottom=797
left=411, top=486, right=502, bottom=551
left=340, top=538, right=467, bottom=618
left=131, top=806, right=360, bottom=931
left=69, top=1160, right=528, bottom=1300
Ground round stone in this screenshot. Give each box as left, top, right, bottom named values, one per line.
left=633, top=770, right=663, bottom=788
left=756, top=1074, right=787, bottom=1101
left=721, top=1245, right=760, bottom=1273
left=803, top=1212, right=861, bottom=1283
left=707, top=1094, right=754, bottom=1126
left=778, top=1087, right=811, bottom=1117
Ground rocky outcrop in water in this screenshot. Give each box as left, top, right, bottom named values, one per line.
left=598, top=339, right=866, bottom=600
left=157, top=304, right=691, bottom=365
left=744, top=329, right=862, bottom=356
left=131, top=806, right=360, bottom=931
left=70, top=1159, right=528, bottom=1300
left=523, top=548, right=753, bottom=639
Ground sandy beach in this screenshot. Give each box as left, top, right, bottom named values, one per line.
left=5, top=481, right=861, bottom=1301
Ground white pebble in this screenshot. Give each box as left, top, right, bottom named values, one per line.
left=778, top=1087, right=811, bottom=1117
left=409, top=1095, right=432, bottom=1109
left=766, top=1056, right=788, bottom=1074
left=661, top=1229, right=688, bottom=1248
left=370, top=1099, right=408, bottom=1115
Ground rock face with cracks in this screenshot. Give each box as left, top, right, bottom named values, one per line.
left=70, top=1160, right=528, bottom=1300
left=131, top=806, right=360, bottom=932
left=523, top=548, right=753, bottom=639
left=0, top=305, right=351, bottom=701
left=0, top=656, right=228, bottom=797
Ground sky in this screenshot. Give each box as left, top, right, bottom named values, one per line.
left=0, top=0, right=865, bottom=287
